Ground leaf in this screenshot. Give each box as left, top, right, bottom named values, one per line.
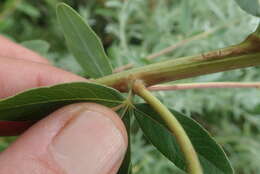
left=21, top=40, right=50, bottom=55
left=0, top=136, right=17, bottom=152
left=253, top=21, right=260, bottom=36
left=235, top=0, right=260, bottom=17
left=134, top=104, right=233, bottom=174
left=56, top=3, right=113, bottom=78
left=0, top=121, right=34, bottom=136
left=117, top=107, right=132, bottom=174
left=0, top=82, right=124, bottom=122
left=17, top=2, right=41, bottom=18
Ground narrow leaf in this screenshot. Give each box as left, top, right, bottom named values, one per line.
left=134, top=104, right=233, bottom=174
left=0, top=82, right=124, bottom=122
left=117, top=107, right=132, bottom=174
left=56, top=3, right=113, bottom=78
left=235, top=0, right=260, bottom=17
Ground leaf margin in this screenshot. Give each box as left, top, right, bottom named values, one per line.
left=134, top=103, right=234, bottom=174
left=56, top=3, right=113, bottom=78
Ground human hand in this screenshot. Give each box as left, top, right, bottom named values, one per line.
left=0, top=36, right=127, bottom=174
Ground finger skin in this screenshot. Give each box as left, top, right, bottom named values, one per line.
left=0, top=103, right=128, bottom=174
left=0, top=35, right=50, bottom=64
left=0, top=57, right=87, bottom=98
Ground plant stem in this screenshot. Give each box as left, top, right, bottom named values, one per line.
left=113, top=63, right=134, bottom=73
left=112, top=20, right=239, bottom=73
left=96, top=38, right=260, bottom=91
left=133, top=80, right=203, bottom=174
left=146, top=19, right=239, bottom=60
left=148, top=82, right=260, bottom=91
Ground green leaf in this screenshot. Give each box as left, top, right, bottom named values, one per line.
left=17, top=2, right=41, bottom=18
left=0, top=82, right=124, bottom=121
left=253, top=22, right=260, bottom=36
left=117, top=107, right=132, bottom=174
left=134, top=104, right=233, bottom=174
left=56, top=3, right=113, bottom=78
left=235, top=0, right=260, bottom=17
left=21, top=40, right=50, bottom=55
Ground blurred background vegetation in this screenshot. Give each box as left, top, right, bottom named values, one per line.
left=0, top=0, right=260, bottom=173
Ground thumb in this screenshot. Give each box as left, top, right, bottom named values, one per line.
left=0, top=103, right=127, bottom=174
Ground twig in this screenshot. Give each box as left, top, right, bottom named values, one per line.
left=148, top=82, right=260, bottom=91
left=96, top=27, right=260, bottom=92
left=113, top=63, right=134, bottom=73
left=146, top=20, right=239, bottom=60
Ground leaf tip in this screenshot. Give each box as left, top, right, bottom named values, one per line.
left=56, top=2, right=73, bottom=17
left=56, top=2, right=68, bottom=9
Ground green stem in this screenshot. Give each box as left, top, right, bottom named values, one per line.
left=133, top=80, right=203, bottom=174
left=146, top=19, right=239, bottom=60
left=96, top=33, right=260, bottom=92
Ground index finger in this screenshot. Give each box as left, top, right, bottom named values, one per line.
left=0, top=35, right=50, bottom=64
left=0, top=57, right=87, bottom=98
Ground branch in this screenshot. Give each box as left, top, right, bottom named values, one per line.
left=96, top=28, right=260, bottom=92
left=148, top=82, right=260, bottom=91
left=146, top=20, right=239, bottom=60
left=113, top=63, right=134, bottom=73
left=133, top=80, right=203, bottom=174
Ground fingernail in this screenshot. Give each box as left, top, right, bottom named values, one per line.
left=49, top=109, right=126, bottom=174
